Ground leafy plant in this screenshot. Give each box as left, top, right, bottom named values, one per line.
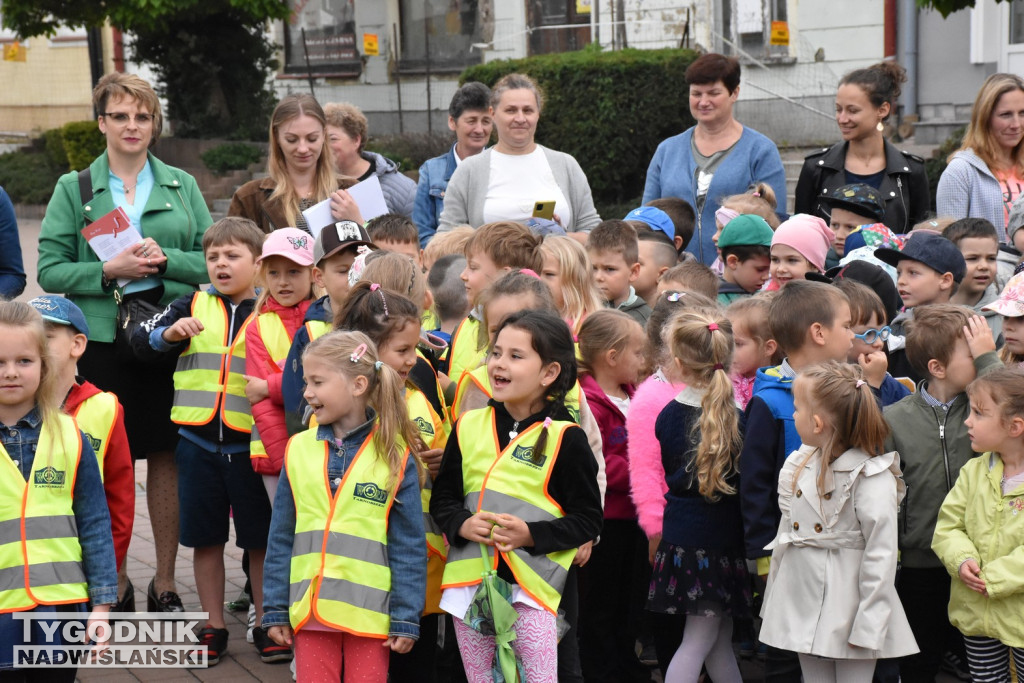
left=201, top=142, right=264, bottom=176
left=0, top=144, right=64, bottom=204
left=461, top=47, right=698, bottom=204
left=365, top=133, right=454, bottom=174
left=924, top=126, right=965, bottom=211
left=61, top=121, right=106, bottom=171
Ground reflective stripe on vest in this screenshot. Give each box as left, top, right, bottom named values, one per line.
left=0, top=413, right=88, bottom=612
left=440, top=409, right=575, bottom=614
left=251, top=312, right=297, bottom=460
left=406, top=386, right=448, bottom=561
left=171, top=293, right=254, bottom=432
left=285, top=426, right=407, bottom=637
left=452, top=365, right=583, bottom=423
left=447, top=317, right=484, bottom=395
left=70, top=392, right=117, bottom=482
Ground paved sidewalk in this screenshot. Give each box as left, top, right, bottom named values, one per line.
left=76, top=460, right=293, bottom=683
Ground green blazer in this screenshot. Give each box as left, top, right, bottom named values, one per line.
left=38, top=151, right=212, bottom=342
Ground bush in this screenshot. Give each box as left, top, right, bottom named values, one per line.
left=925, top=126, right=965, bottom=212
left=461, top=45, right=698, bottom=204
left=0, top=146, right=63, bottom=204
left=365, top=132, right=453, bottom=174
left=201, top=142, right=264, bottom=176
left=43, top=128, right=69, bottom=170
left=61, top=121, right=106, bottom=171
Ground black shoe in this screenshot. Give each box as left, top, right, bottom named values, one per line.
left=147, top=578, right=184, bottom=613
left=197, top=625, right=229, bottom=666
left=114, top=579, right=135, bottom=613
left=252, top=626, right=293, bottom=663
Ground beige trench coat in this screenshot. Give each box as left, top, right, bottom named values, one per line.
left=759, top=446, right=919, bottom=659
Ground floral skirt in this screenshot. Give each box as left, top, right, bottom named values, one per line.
left=646, top=542, right=752, bottom=619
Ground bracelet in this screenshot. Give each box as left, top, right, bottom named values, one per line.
left=101, top=265, right=112, bottom=288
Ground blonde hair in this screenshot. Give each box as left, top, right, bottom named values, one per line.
left=955, top=73, right=1024, bottom=176
left=359, top=251, right=428, bottom=314
left=93, top=72, right=163, bottom=145
left=541, top=236, right=603, bottom=335
left=324, top=102, right=369, bottom=154
left=967, top=367, right=1024, bottom=425
left=667, top=307, right=742, bottom=500
left=577, top=310, right=643, bottom=379
left=303, top=331, right=422, bottom=489
left=267, top=94, right=338, bottom=228
left=792, top=361, right=891, bottom=496
left=254, top=259, right=315, bottom=312
left=0, top=302, right=66, bottom=453
left=719, top=183, right=780, bottom=228
left=424, top=226, right=474, bottom=269
left=726, top=294, right=782, bottom=365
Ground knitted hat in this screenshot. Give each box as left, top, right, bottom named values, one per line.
left=771, top=214, right=835, bottom=272
left=718, top=214, right=773, bottom=249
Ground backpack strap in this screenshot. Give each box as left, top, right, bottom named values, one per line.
left=77, top=168, right=94, bottom=225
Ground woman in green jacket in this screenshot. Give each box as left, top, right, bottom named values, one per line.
left=933, top=367, right=1024, bottom=679
left=38, top=72, right=211, bottom=615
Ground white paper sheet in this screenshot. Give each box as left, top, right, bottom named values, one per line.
left=301, top=175, right=391, bottom=237
left=80, top=207, right=143, bottom=286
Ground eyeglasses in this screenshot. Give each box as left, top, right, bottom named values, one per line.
left=853, top=326, right=892, bottom=344
left=102, top=112, right=154, bottom=125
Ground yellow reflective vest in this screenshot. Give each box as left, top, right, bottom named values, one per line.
left=0, top=413, right=89, bottom=611
left=407, top=385, right=449, bottom=614
left=170, top=293, right=254, bottom=433
left=305, top=319, right=331, bottom=342
left=250, top=312, right=295, bottom=462
left=285, top=426, right=408, bottom=636
left=446, top=316, right=484, bottom=393
left=69, top=391, right=118, bottom=482
left=440, top=408, right=577, bottom=614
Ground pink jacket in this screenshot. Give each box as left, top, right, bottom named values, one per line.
left=578, top=374, right=635, bottom=520
left=627, top=373, right=685, bottom=538
left=246, top=296, right=312, bottom=475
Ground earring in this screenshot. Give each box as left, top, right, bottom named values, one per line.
left=876, top=120, right=885, bottom=132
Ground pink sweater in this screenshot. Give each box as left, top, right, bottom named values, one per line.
left=627, top=373, right=686, bottom=538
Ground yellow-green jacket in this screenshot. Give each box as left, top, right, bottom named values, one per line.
left=932, top=453, right=1024, bottom=647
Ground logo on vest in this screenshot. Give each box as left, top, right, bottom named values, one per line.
left=413, top=416, right=435, bottom=436
left=84, top=433, right=102, bottom=454
left=33, top=467, right=66, bottom=488
left=567, top=405, right=580, bottom=422
left=511, top=444, right=546, bottom=468
left=353, top=482, right=388, bottom=506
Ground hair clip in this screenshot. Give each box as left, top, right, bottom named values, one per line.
left=374, top=360, right=384, bottom=372
left=519, top=268, right=542, bottom=280
left=370, top=283, right=389, bottom=318
left=707, top=322, right=719, bottom=331
left=350, top=343, right=368, bottom=363
left=855, top=379, right=866, bottom=388
left=713, top=363, right=724, bottom=370
left=542, top=417, right=553, bottom=429
left=665, top=291, right=686, bottom=302
left=751, top=191, right=761, bottom=197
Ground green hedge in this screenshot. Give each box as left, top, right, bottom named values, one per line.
left=925, top=126, right=965, bottom=212
left=461, top=45, right=698, bottom=204
left=0, top=137, right=64, bottom=205
left=201, top=142, right=264, bottom=176
left=61, top=120, right=106, bottom=171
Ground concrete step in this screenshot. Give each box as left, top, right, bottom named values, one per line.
left=913, top=121, right=967, bottom=146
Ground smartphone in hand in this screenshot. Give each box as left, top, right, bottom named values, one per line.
left=532, top=200, right=556, bottom=220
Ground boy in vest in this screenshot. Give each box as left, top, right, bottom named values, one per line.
left=738, top=280, right=854, bottom=679
left=29, top=295, right=135, bottom=607
left=281, top=221, right=376, bottom=435
left=133, top=217, right=284, bottom=665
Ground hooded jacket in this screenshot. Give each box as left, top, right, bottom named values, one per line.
left=628, top=374, right=686, bottom=538
left=936, top=149, right=1008, bottom=242
left=739, top=364, right=799, bottom=559
left=247, top=296, right=313, bottom=475
left=361, top=151, right=417, bottom=218
left=717, top=277, right=752, bottom=305
left=578, top=374, right=635, bottom=520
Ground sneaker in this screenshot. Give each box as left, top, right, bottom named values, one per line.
left=246, top=603, right=256, bottom=643
left=941, top=651, right=972, bottom=681
left=291, top=657, right=297, bottom=681
left=252, top=626, right=293, bottom=664
left=197, top=626, right=229, bottom=666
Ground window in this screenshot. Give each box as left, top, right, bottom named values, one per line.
left=284, top=0, right=362, bottom=76
left=724, top=0, right=789, bottom=59
left=528, top=0, right=591, bottom=55
left=1011, top=0, right=1024, bottom=44
left=399, top=0, right=482, bottom=72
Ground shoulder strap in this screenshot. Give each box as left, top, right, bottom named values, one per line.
left=77, top=169, right=94, bottom=225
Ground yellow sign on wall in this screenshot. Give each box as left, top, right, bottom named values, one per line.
left=576, top=0, right=592, bottom=14
left=770, top=21, right=790, bottom=46
left=3, top=41, right=27, bottom=62
left=363, top=33, right=379, bottom=56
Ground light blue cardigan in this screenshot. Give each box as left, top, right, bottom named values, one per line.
left=936, top=149, right=1008, bottom=242
left=642, top=126, right=787, bottom=265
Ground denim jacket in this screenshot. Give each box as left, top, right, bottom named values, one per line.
left=0, top=408, right=118, bottom=606
left=414, top=144, right=458, bottom=248
left=262, top=410, right=426, bottom=638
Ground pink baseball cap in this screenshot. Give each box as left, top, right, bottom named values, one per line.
left=258, top=227, right=315, bottom=266
left=771, top=214, right=835, bottom=272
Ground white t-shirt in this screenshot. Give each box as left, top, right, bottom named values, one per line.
left=482, top=148, right=572, bottom=228
left=608, top=394, right=631, bottom=418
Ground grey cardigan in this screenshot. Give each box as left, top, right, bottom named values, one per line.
left=437, top=145, right=601, bottom=233
left=936, top=149, right=1007, bottom=242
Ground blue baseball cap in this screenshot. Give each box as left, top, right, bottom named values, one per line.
left=874, top=231, right=966, bottom=283
left=624, top=206, right=675, bottom=243
left=28, top=295, right=90, bottom=336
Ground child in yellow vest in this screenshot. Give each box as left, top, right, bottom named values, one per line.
left=0, top=302, right=116, bottom=677
left=262, top=331, right=426, bottom=681
left=430, top=309, right=603, bottom=682
left=242, top=228, right=316, bottom=500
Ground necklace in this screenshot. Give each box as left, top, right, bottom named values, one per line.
left=509, top=421, right=520, bottom=440
left=123, top=183, right=136, bottom=194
